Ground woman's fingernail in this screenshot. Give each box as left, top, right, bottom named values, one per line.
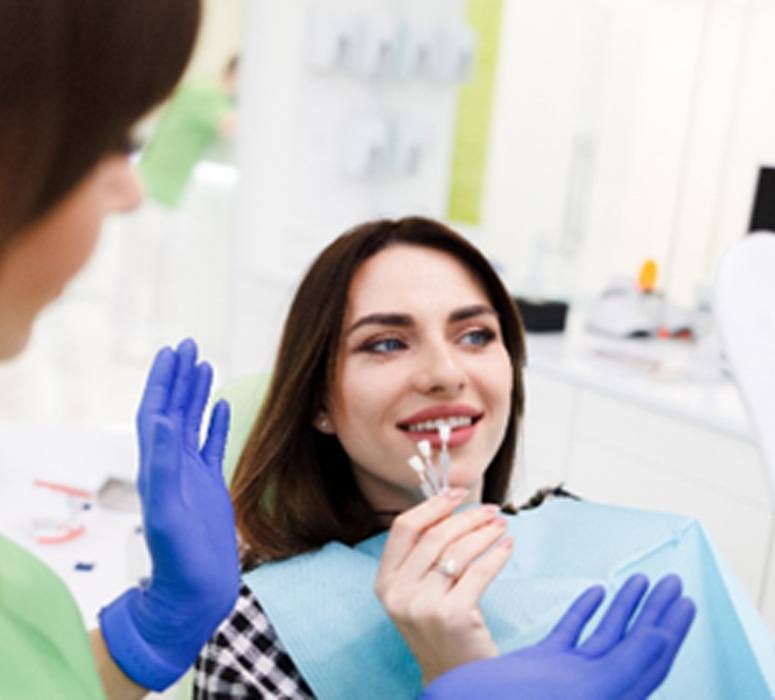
left=482, top=504, right=501, bottom=514
left=498, top=536, right=513, bottom=549
left=445, top=487, right=468, bottom=500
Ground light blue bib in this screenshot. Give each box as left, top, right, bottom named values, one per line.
left=244, top=499, right=775, bottom=699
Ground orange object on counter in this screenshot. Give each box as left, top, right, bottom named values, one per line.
left=638, top=259, right=658, bottom=292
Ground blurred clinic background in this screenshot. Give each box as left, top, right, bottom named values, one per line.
left=3, top=0, right=775, bottom=678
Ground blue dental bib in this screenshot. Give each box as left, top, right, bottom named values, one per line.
left=244, top=499, right=775, bottom=699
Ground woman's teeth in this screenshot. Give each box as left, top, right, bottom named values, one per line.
left=406, top=416, right=473, bottom=433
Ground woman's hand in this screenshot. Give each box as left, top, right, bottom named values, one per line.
left=99, top=339, right=240, bottom=692
left=374, top=490, right=513, bottom=684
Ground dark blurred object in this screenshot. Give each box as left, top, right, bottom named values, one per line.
left=513, top=297, right=568, bottom=333
left=748, top=167, right=775, bottom=233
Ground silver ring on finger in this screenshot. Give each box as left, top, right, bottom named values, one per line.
left=432, top=557, right=458, bottom=580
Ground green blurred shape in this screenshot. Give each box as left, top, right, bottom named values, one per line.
left=0, top=535, right=106, bottom=699
left=215, top=373, right=270, bottom=486
left=447, top=0, right=504, bottom=224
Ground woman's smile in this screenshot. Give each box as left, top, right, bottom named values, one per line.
left=397, top=403, right=484, bottom=448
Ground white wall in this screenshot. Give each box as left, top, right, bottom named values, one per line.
left=480, top=0, right=775, bottom=310
left=187, top=0, right=244, bottom=78
left=482, top=0, right=713, bottom=302
left=230, top=0, right=470, bottom=375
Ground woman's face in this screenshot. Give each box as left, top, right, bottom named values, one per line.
left=0, top=153, right=142, bottom=359
left=322, top=243, right=513, bottom=512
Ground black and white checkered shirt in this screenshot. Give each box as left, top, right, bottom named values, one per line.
left=193, top=584, right=315, bottom=699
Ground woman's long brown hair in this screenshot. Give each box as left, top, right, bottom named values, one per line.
left=0, top=0, right=201, bottom=249
left=231, top=217, right=526, bottom=568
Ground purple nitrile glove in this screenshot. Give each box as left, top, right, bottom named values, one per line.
left=421, top=573, right=696, bottom=700
left=99, top=339, right=240, bottom=691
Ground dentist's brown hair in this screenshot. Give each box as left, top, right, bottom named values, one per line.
left=0, top=0, right=201, bottom=251
left=231, top=217, right=526, bottom=567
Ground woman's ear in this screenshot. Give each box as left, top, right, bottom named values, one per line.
left=313, top=410, right=336, bottom=434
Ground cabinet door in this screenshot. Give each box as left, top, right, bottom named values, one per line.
left=567, top=438, right=772, bottom=610
left=512, top=370, right=576, bottom=503
left=564, top=390, right=772, bottom=617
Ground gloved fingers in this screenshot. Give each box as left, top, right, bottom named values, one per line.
left=627, top=574, right=683, bottom=635
left=617, top=596, right=696, bottom=700
left=137, top=346, right=176, bottom=430
left=397, top=506, right=501, bottom=584
left=376, top=490, right=467, bottom=577
left=138, top=346, right=176, bottom=414
left=539, top=584, right=606, bottom=651
left=136, top=347, right=176, bottom=499
left=201, top=399, right=231, bottom=474
left=596, top=629, right=668, bottom=697
left=146, top=415, right=183, bottom=509
left=447, top=535, right=512, bottom=604
left=657, top=595, right=696, bottom=643
left=577, top=574, right=649, bottom=657
left=184, top=362, right=213, bottom=452
left=168, top=338, right=198, bottom=418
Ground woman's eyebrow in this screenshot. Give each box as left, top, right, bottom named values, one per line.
left=347, top=305, right=497, bottom=336
left=448, top=304, right=498, bottom=323
left=347, top=312, right=413, bottom=335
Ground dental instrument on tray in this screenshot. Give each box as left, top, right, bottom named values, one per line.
left=406, top=424, right=451, bottom=498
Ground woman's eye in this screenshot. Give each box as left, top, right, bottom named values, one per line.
left=362, top=337, right=407, bottom=354
left=459, top=328, right=496, bottom=346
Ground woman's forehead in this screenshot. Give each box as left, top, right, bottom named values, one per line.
left=345, top=244, right=490, bottom=319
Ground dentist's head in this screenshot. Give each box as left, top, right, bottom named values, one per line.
left=0, top=1, right=202, bottom=358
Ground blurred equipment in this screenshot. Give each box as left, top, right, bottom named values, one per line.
left=513, top=297, right=568, bottom=333
left=748, top=167, right=775, bottom=233
left=586, top=260, right=693, bottom=339
left=715, top=231, right=775, bottom=502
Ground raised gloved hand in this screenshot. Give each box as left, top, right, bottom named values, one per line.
left=420, top=573, right=696, bottom=700
left=99, top=339, right=239, bottom=691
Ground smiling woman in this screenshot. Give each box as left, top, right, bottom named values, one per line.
left=192, top=217, right=526, bottom=697
left=193, top=218, right=707, bottom=699
left=230, top=217, right=525, bottom=566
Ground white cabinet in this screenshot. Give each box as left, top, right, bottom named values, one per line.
left=516, top=363, right=775, bottom=633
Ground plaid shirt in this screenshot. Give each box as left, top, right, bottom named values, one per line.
left=193, top=584, right=315, bottom=699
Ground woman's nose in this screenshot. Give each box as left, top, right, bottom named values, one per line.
left=412, top=340, right=466, bottom=396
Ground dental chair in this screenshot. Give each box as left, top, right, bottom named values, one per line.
left=715, top=231, right=775, bottom=504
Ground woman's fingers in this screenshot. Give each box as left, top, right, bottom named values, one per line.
left=426, top=516, right=507, bottom=582
left=446, top=535, right=513, bottom=604
left=378, top=490, right=469, bottom=574
left=577, top=574, right=650, bottom=657
left=398, top=507, right=504, bottom=582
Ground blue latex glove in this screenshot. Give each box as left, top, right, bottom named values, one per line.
left=100, top=339, right=239, bottom=690
left=421, top=573, right=696, bottom=700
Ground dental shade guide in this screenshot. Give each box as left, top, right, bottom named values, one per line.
left=407, top=425, right=452, bottom=499
left=438, top=424, right=451, bottom=491
left=407, top=456, right=435, bottom=498
left=417, top=439, right=441, bottom=492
